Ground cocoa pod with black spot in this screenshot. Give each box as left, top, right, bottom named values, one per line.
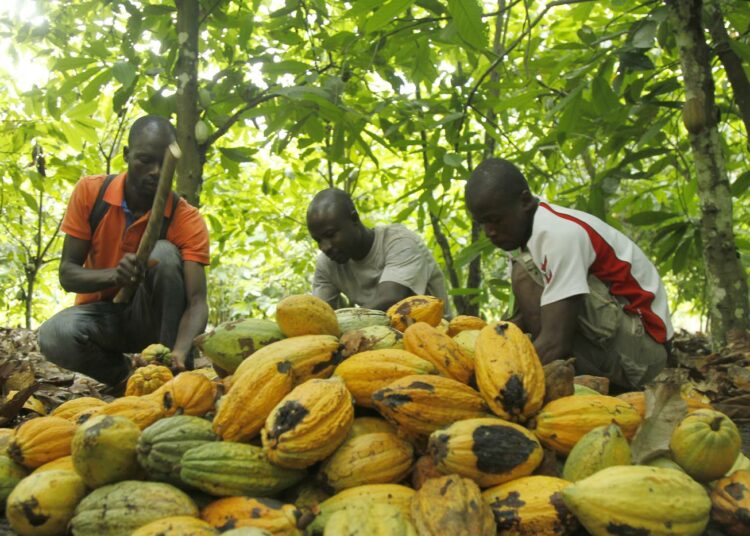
left=475, top=321, right=545, bottom=423
left=428, top=417, right=543, bottom=488
left=371, top=375, right=490, bottom=440
left=482, top=475, right=578, bottom=535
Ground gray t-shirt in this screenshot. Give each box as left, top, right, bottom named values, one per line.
left=312, top=224, right=451, bottom=316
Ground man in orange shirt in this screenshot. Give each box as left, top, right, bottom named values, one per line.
left=38, top=116, right=210, bottom=387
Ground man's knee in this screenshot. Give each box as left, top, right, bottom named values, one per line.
left=150, top=240, right=182, bottom=271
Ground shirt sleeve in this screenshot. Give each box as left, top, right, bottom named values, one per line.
left=61, top=177, right=97, bottom=240
left=535, top=224, right=595, bottom=306
left=169, top=202, right=210, bottom=265
left=379, top=229, right=433, bottom=295
left=312, top=255, right=341, bottom=308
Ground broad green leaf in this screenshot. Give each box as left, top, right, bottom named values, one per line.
left=731, top=171, right=750, bottom=197
left=219, top=147, right=256, bottom=163
left=364, top=0, right=416, bottom=33
left=455, top=236, right=493, bottom=267
left=630, top=20, right=657, bottom=49
left=112, top=61, right=137, bottom=87
left=591, top=76, right=620, bottom=116
left=20, top=191, right=39, bottom=212
left=446, top=0, right=487, bottom=50
left=627, top=211, right=680, bottom=226
left=729, top=40, right=750, bottom=64
left=443, top=152, right=463, bottom=168
left=52, top=56, right=96, bottom=71
left=671, top=236, right=693, bottom=274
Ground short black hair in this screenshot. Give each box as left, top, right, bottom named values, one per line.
left=466, top=158, right=530, bottom=201
left=307, top=188, right=357, bottom=220
left=128, top=115, right=176, bottom=146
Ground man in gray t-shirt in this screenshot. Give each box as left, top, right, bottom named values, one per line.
left=306, top=188, right=451, bottom=315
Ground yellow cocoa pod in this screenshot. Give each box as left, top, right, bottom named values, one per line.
left=711, top=470, right=750, bottom=536
left=448, top=315, right=487, bottom=336
left=325, top=502, right=416, bottom=535
left=133, top=515, right=217, bottom=536
left=306, top=484, right=415, bottom=534
left=88, top=396, right=164, bottom=430
left=428, top=417, right=543, bottom=488
left=411, top=474, right=495, bottom=535
left=372, top=375, right=490, bottom=439
left=276, top=294, right=340, bottom=337
left=319, top=431, right=414, bottom=491
left=403, top=322, right=474, bottom=384
left=8, top=416, right=77, bottom=469
left=561, top=466, right=710, bottom=536
left=213, top=359, right=294, bottom=442
left=483, top=475, right=578, bottom=535
left=530, top=395, right=640, bottom=455
left=562, top=424, right=631, bottom=482
left=333, top=349, right=437, bottom=407
left=6, top=469, right=86, bottom=536
left=234, top=335, right=344, bottom=385
left=262, top=377, right=354, bottom=469
left=387, top=295, right=443, bottom=331
left=475, top=321, right=545, bottom=422
left=50, top=397, right=107, bottom=421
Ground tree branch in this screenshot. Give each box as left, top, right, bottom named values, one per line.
left=705, top=0, right=750, bottom=139
left=201, top=91, right=277, bottom=149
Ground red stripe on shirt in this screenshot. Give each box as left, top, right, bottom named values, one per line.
left=539, top=203, right=667, bottom=344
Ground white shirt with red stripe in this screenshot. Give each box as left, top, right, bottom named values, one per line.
left=522, top=200, right=673, bottom=344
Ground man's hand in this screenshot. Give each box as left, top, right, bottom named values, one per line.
left=113, top=253, right=144, bottom=287
left=169, top=350, right=187, bottom=373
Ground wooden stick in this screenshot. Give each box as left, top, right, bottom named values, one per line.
left=113, top=142, right=182, bottom=304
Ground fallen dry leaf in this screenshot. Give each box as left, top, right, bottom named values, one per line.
left=630, top=370, right=688, bottom=464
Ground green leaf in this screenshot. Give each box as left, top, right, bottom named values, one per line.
left=627, top=211, right=680, bottom=226
left=53, top=56, right=96, bottom=71
left=630, top=20, right=657, bottom=49
left=443, top=152, right=463, bottom=168
left=364, top=0, right=416, bottom=33
left=729, top=40, right=750, bottom=64
left=112, top=61, right=137, bottom=87
left=455, top=236, right=493, bottom=267
left=731, top=170, right=750, bottom=197
left=671, top=236, right=693, bottom=274
left=20, top=191, right=38, bottom=212
left=262, top=60, right=310, bottom=76
left=446, top=0, right=486, bottom=49
left=219, top=147, right=257, bottom=162
left=591, top=76, right=620, bottom=116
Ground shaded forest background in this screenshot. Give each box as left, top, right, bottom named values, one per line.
left=0, top=0, right=748, bottom=347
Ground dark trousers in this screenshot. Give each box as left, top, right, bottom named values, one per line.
left=38, top=241, right=186, bottom=385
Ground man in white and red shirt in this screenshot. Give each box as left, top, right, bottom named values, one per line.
left=465, top=158, right=672, bottom=389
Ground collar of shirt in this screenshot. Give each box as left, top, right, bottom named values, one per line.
left=121, top=198, right=136, bottom=229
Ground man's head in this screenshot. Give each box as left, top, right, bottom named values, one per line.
left=123, top=115, right=176, bottom=205
left=465, top=158, right=537, bottom=251
left=306, top=188, right=368, bottom=264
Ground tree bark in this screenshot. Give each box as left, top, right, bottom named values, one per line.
left=667, top=0, right=749, bottom=345
left=705, top=0, right=750, bottom=140
left=174, top=0, right=202, bottom=206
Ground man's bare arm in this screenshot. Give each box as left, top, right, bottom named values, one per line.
left=363, top=281, right=413, bottom=311
left=170, top=261, right=208, bottom=370
left=59, top=234, right=141, bottom=293
left=533, top=295, right=583, bottom=364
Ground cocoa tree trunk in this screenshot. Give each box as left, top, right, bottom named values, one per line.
left=667, top=0, right=749, bottom=345
left=174, top=0, right=202, bottom=206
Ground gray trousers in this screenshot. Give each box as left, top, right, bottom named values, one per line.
left=38, top=241, right=187, bottom=385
